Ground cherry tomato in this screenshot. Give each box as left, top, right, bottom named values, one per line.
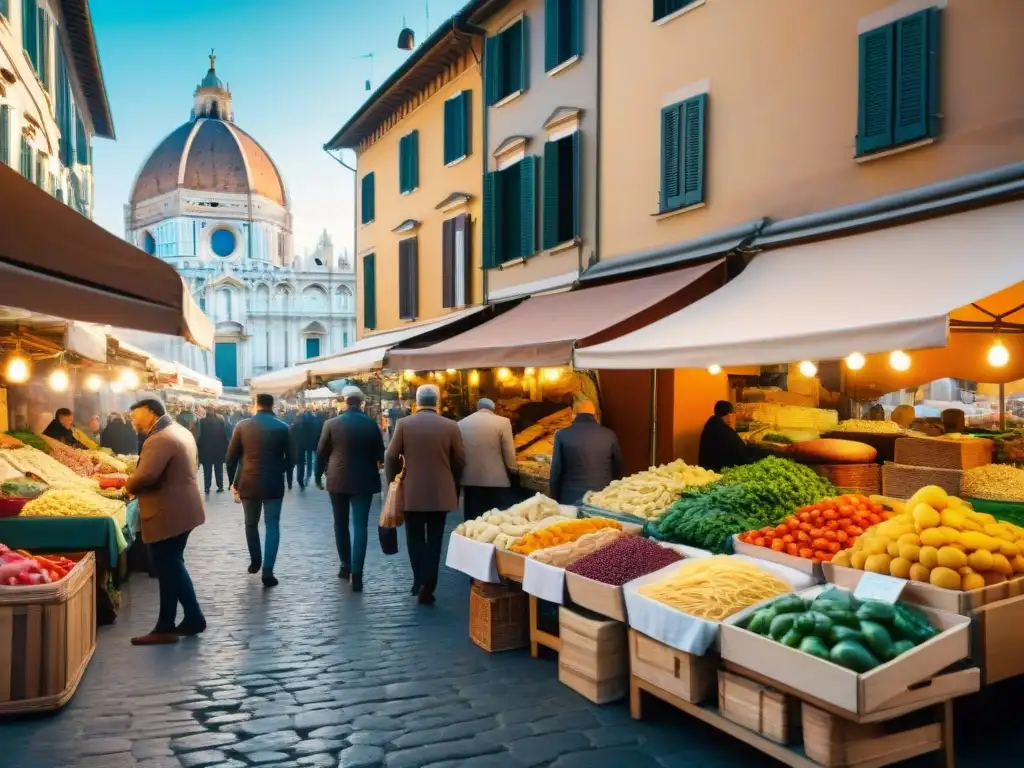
left=796, top=530, right=811, bottom=543
left=812, top=538, right=829, bottom=550
left=826, top=541, right=841, bottom=554
left=771, top=538, right=786, bottom=552
left=754, top=537, right=766, bottom=547
left=880, top=511, right=893, bottom=521
left=823, top=530, right=837, bottom=541
left=817, top=552, right=834, bottom=562
left=798, top=511, right=811, bottom=523
left=775, top=524, right=788, bottom=536
left=786, top=543, right=800, bottom=557
left=823, top=510, right=839, bottom=521
left=837, top=517, right=852, bottom=528
left=809, top=528, right=824, bottom=538
left=799, top=522, right=813, bottom=533
left=760, top=527, right=774, bottom=536
left=782, top=534, right=795, bottom=544
left=835, top=531, right=849, bottom=543
left=867, top=513, right=881, bottom=525
left=787, top=519, right=800, bottom=531
left=798, top=547, right=814, bottom=559
left=838, top=504, right=855, bottom=516
left=869, top=503, right=884, bottom=514
left=825, top=520, right=839, bottom=530
left=847, top=525, right=864, bottom=537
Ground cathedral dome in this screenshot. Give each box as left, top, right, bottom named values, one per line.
left=129, top=54, right=287, bottom=207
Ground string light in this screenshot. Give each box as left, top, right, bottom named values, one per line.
left=4, top=354, right=30, bottom=384
left=468, top=370, right=480, bottom=386
left=845, top=352, right=866, bottom=371
left=404, top=370, right=416, bottom=380
left=119, top=368, right=140, bottom=389
left=445, top=369, right=456, bottom=375
left=987, top=339, right=1010, bottom=368
left=889, top=350, right=911, bottom=372
left=798, top=361, right=818, bottom=377
left=524, top=368, right=536, bottom=376
left=85, top=374, right=103, bottom=392
left=707, top=364, right=722, bottom=375
left=48, top=369, right=69, bottom=392
left=109, top=380, right=125, bottom=394
left=542, top=368, right=561, bottom=382
left=497, top=368, right=511, bottom=381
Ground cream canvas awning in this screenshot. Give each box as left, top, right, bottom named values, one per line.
left=575, top=200, right=1024, bottom=370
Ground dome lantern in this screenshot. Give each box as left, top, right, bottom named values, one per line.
left=194, top=49, right=234, bottom=122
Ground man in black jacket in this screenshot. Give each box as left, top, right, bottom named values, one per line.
left=698, top=400, right=750, bottom=472
left=197, top=408, right=230, bottom=494
left=549, top=401, right=623, bottom=505
left=42, top=408, right=85, bottom=448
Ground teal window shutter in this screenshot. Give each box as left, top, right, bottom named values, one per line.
left=22, top=0, right=37, bottom=70
left=444, top=94, right=471, bottom=165
left=459, top=91, right=471, bottom=158
left=0, top=1, right=8, bottom=19
left=37, top=8, right=49, bottom=91
left=20, top=136, right=32, bottom=181
left=0, top=105, right=9, bottom=166
left=653, top=0, right=695, bottom=22
left=443, top=97, right=454, bottom=164
left=482, top=171, right=498, bottom=268
left=542, top=141, right=560, bottom=250
left=681, top=93, right=706, bottom=206
left=398, top=135, right=407, bottom=192
left=660, top=104, right=682, bottom=211
left=484, top=36, right=498, bottom=106
left=399, top=132, right=418, bottom=193
left=362, top=253, right=377, bottom=330
left=544, top=0, right=559, bottom=71
left=361, top=172, right=375, bottom=224
left=571, top=0, right=583, bottom=59
left=75, top=115, right=90, bottom=165
left=547, top=0, right=583, bottom=71
left=519, top=17, right=530, bottom=93
left=519, top=155, right=536, bottom=259
left=409, top=130, right=419, bottom=190
left=856, top=24, right=895, bottom=155
left=571, top=130, right=581, bottom=237
left=894, top=8, right=940, bottom=144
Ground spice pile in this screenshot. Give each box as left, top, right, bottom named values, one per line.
left=962, top=464, right=1024, bottom=502
left=568, top=536, right=682, bottom=586
left=40, top=436, right=95, bottom=476
left=832, top=419, right=905, bottom=434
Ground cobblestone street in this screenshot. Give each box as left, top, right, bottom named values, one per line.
left=0, top=490, right=1017, bottom=768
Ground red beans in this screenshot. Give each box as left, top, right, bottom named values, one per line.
left=567, top=536, right=682, bottom=586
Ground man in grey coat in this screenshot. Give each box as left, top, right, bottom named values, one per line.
left=385, top=384, right=466, bottom=605
left=458, top=398, right=517, bottom=522
left=549, top=400, right=624, bottom=505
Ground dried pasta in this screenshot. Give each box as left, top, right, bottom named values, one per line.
left=638, top=556, right=791, bottom=621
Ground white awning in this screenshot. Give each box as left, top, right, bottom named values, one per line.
left=575, top=200, right=1024, bottom=370
left=250, top=306, right=485, bottom=396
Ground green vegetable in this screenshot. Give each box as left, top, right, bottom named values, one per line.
left=891, top=639, right=916, bottom=658
left=892, top=604, right=938, bottom=645
left=830, top=640, right=881, bottom=673
left=772, top=595, right=808, bottom=615
left=770, top=613, right=799, bottom=641
left=6, top=431, right=49, bottom=453
left=780, top=628, right=805, bottom=648
left=856, top=601, right=895, bottom=624
left=815, top=605, right=860, bottom=628
left=794, top=613, right=817, bottom=635
left=799, top=636, right=831, bottom=660
left=859, top=620, right=895, bottom=660
left=828, top=625, right=865, bottom=645
left=747, top=609, right=774, bottom=635
left=813, top=587, right=856, bottom=609
left=806, top=611, right=834, bottom=639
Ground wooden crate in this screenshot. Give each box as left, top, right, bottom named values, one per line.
left=894, top=436, right=993, bottom=470
left=469, top=581, right=528, bottom=653
left=881, top=462, right=963, bottom=498
left=0, top=552, right=96, bottom=714
left=718, top=670, right=801, bottom=746
left=558, top=607, right=628, bottom=704
left=559, top=664, right=627, bottom=705
left=628, top=629, right=717, bottom=705
left=811, top=463, right=880, bottom=495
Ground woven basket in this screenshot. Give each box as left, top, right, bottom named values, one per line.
left=811, top=463, right=881, bottom=495
left=882, top=463, right=964, bottom=499
left=894, top=437, right=993, bottom=470
left=469, top=581, right=528, bottom=653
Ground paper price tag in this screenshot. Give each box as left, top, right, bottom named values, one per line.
left=853, top=572, right=907, bottom=604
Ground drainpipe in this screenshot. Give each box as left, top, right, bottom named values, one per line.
left=325, top=147, right=358, bottom=338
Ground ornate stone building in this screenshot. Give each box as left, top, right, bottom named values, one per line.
left=123, top=54, right=355, bottom=389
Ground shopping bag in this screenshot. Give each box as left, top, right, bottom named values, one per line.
left=378, top=525, right=399, bottom=555
left=380, top=457, right=405, bottom=528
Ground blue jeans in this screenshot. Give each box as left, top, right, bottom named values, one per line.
left=242, top=498, right=283, bottom=575
left=149, top=530, right=204, bottom=633
left=329, top=493, right=373, bottom=576
left=298, top=449, right=316, bottom=485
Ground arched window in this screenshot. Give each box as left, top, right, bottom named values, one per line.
left=302, top=284, right=328, bottom=314
left=142, top=231, right=156, bottom=255
left=335, top=285, right=353, bottom=311
left=274, top=284, right=292, bottom=311
left=216, top=287, right=233, bottom=320
left=255, top=284, right=270, bottom=312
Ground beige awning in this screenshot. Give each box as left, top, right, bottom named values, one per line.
left=385, top=261, right=725, bottom=371
left=575, top=200, right=1024, bottom=370
left=0, top=164, right=213, bottom=348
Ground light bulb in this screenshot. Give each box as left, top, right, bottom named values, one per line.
left=468, top=370, right=480, bottom=386
left=4, top=355, right=30, bottom=384
left=446, top=368, right=456, bottom=375
left=85, top=374, right=103, bottom=392
left=524, top=368, right=536, bottom=376
left=988, top=340, right=1010, bottom=368
left=48, top=369, right=69, bottom=392
left=119, top=368, right=140, bottom=389
left=889, top=350, right=911, bottom=372
left=404, top=370, right=416, bottom=380
left=109, top=380, right=125, bottom=394
left=845, top=352, right=866, bottom=371
left=497, top=367, right=511, bottom=381
left=543, top=368, right=561, bottom=382
left=434, top=372, right=445, bottom=383
left=798, top=361, right=818, bottom=377
left=707, top=364, right=722, bottom=376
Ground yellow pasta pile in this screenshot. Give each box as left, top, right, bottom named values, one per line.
left=638, top=556, right=791, bottom=621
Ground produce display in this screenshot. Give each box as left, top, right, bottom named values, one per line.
left=1, top=478, right=48, bottom=499
left=40, top=436, right=95, bottom=476
left=1, top=446, right=93, bottom=486
left=737, top=403, right=839, bottom=433
left=656, top=457, right=836, bottom=554
left=831, top=485, right=1024, bottom=590
left=567, top=536, right=683, bottom=586
left=0, top=434, right=24, bottom=449
left=0, top=458, right=23, bottom=483
left=454, top=494, right=576, bottom=549
left=637, top=555, right=791, bottom=621
left=782, top=438, right=877, bottom=465
left=583, top=460, right=720, bottom=520
left=91, top=452, right=129, bottom=474
left=510, top=518, right=622, bottom=556
left=737, top=493, right=894, bottom=563
left=529, top=528, right=626, bottom=567
left=962, top=464, right=1024, bottom=502
left=0, top=543, right=78, bottom=585
left=21, top=488, right=126, bottom=518
left=832, top=419, right=905, bottom=434
left=5, top=431, right=49, bottom=452
left=741, top=587, right=939, bottom=672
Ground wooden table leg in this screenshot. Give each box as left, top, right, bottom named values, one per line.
left=629, top=678, right=642, bottom=720
left=941, top=700, right=954, bottom=768
left=528, top=595, right=539, bottom=658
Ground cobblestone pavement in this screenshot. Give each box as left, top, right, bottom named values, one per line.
left=0, top=489, right=1017, bottom=767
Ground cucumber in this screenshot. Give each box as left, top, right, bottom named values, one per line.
left=746, top=608, right=774, bottom=635
left=793, top=613, right=817, bottom=635
left=780, top=628, right=805, bottom=649
left=890, top=639, right=916, bottom=659
left=856, top=600, right=895, bottom=624
left=769, top=613, right=799, bottom=641
left=830, top=639, right=881, bottom=673
left=816, top=605, right=860, bottom=629
left=807, top=611, right=834, bottom=639
left=828, top=625, right=865, bottom=646
left=858, top=620, right=895, bottom=661
left=799, top=635, right=831, bottom=660
left=772, top=595, right=809, bottom=615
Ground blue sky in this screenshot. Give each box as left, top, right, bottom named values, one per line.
left=89, top=0, right=466, bottom=256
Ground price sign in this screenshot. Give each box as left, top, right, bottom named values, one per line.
left=853, top=572, right=907, bottom=604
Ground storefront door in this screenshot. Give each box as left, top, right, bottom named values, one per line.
left=305, top=337, right=321, bottom=359
left=215, top=342, right=238, bottom=388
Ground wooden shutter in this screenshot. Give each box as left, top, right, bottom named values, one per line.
left=519, top=156, right=536, bottom=260
left=894, top=8, right=940, bottom=145
left=545, top=0, right=559, bottom=71
left=571, top=0, right=583, bottom=58
left=443, top=97, right=455, bottom=164
left=22, top=0, right=37, bottom=69
left=660, top=104, right=682, bottom=211
left=361, top=173, right=375, bottom=223
left=571, top=130, right=581, bottom=238
left=455, top=214, right=470, bottom=307
left=0, top=1, right=7, bottom=19
left=0, top=105, right=9, bottom=166
left=520, top=17, right=530, bottom=93
left=399, top=135, right=408, bottom=192
left=409, top=131, right=419, bottom=191
left=442, top=218, right=454, bottom=309
left=398, top=237, right=418, bottom=320
left=362, top=253, right=377, bottom=330
left=482, top=170, right=498, bottom=268
left=459, top=91, right=471, bottom=158
left=542, top=140, right=560, bottom=250
left=681, top=94, right=706, bottom=206
left=75, top=116, right=89, bottom=165
left=38, top=9, right=49, bottom=90
left=484, top=36, right=498, bottom=105
left=857, top=24, right=895, bottom=155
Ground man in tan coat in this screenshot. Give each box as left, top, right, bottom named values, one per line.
left=458, top=398, right=517, bottom=522
left=126, top=399, right=206, bottom=645
left=385, top=384, right=465, bottom=605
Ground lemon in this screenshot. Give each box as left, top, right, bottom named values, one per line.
left=909, top=563, right=931, bottom=582
left=919, top=546, right=940, bottom=569
left=913, top=504, right=942, bottom=531
left=967, top=549, right=994, bottom=572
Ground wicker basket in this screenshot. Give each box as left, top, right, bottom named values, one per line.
left=469, top=581, right=528, bottom=653
left=811, top=463, right=881, bottom=495
left=894, top=437, right=993, bottom=470
left=882, top=463, right=964, bottom=499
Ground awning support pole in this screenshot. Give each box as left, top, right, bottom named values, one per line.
left=649, top=370, right=659, bottom=466
left=1000, top=382, right=1006, bottom=431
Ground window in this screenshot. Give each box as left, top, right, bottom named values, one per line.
left=483, top=156, right=536, bottom=268
left=545, top=0, right=582, bottom=71
left=442, top=214, right=471, bottom=309
left=34, top=153, right=45, bottom=189
left=0, top=1, right=8, bottom=20
left=0, top=106, right=10, bottom=167
left=75, top=115, right=90, bottom=166
left=542, top=132, right=581, bottom=250
left=660, top=93, right=706, bottom=212
left=19, top=137, right=32, bottom=182
left=443, top=91, right=472, bottom=165
left=360, top=172, right=375, bottom=223
left=305, top=337, right=321, bottom=359
left=856, top=8, right=941, bottom=157
left=210, top=228, right=237, bottom=257
left=398, top=237, right=419, bottom=321
left=143, top=232, right=156, bottom=255
left=37, top=8, right=49, bottom=91
left=362, top=253, right=377, bottom=330
left=485, top=17, right=528, bottom=105
left=653, top=0, right=699, bottom=22
left=56, top=42, right=76, bottom=166
left=398, top=131, right=419, bottom=194
left=22, top=0, right=37, bottom=71
left=335, top=285, right=353, bottom=311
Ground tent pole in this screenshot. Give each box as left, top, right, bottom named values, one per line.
left=649, top=370, right=658, bottom=466
left=1000, top=382, right=1006, bottom=431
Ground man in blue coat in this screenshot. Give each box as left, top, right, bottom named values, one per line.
left=316, top=386, right=385, bottom=592
left=226, top=394, right=294, bottom=587
left=549, top=400, right=624, bottom=505
left=296, top=407, right=323, bottom=489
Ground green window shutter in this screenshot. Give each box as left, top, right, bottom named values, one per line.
left=542, top=141, right=560, bottom=250
left=75, top=115, right=89, bottom=165
left=482, top=171, right=498, bottom=268
left=681, top=93, right=706, bottom=206
left=443, top=97, right=454, bottom=164
left=38, top=9, right=49, bottom=90
left=519, top=17, right=530, bottom=93
left=409, top=130, right=419, bottom=190
left=571, top=0, right=583, bottom=59
left=894, top=8, right=940, bottom=145
left=459, top=91, right=471, bottom=158
left=519, top=155, right=536, bottom=259
left=571, top=130, right=581, bottom=237
left=544, top=0, right=559, bottom=71
left=660, top=104, right=682, bottom=211
left=856, top=24, right=895, bottom=155
left=361, top=173, right=375, bottom=223
left=398, top=135, right=407, bottom=192
left=22, top=0, right=37, bottom=69
left=0, top=1, right=8, bottom=19
left=0, top=105, right=9, bottom=166
left=445, top=95, right=469, bottom=165
left=484, top=36, right=498, bottom=106
left=362, top=253, right=377, bottom=330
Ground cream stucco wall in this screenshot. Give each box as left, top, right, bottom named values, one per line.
left=600, top=0, right=1024, bottom=261
left=356, top=54, right=484, bottom=337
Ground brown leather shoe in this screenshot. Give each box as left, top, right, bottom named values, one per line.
left=131, top=633, right=180, bottom=646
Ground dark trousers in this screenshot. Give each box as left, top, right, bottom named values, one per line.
left=298, top=449, right=316, bottom=485
left=462, top=485, right=509, bottom=522
left=202, top=462, right=224, bottom=492
left=405, top=511, right=447, bottom=594
left=286, top=464, right=294, bottom=489
left=149, top=530, right=204, bottom=633
left=329, top=492, right=374, bottom=576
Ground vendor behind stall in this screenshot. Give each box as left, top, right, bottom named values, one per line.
left=42, top=408, right=86, bottom=448
left=698, top=401, right=750, bottom=472
left=549, top=400, right=623, bottom=505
